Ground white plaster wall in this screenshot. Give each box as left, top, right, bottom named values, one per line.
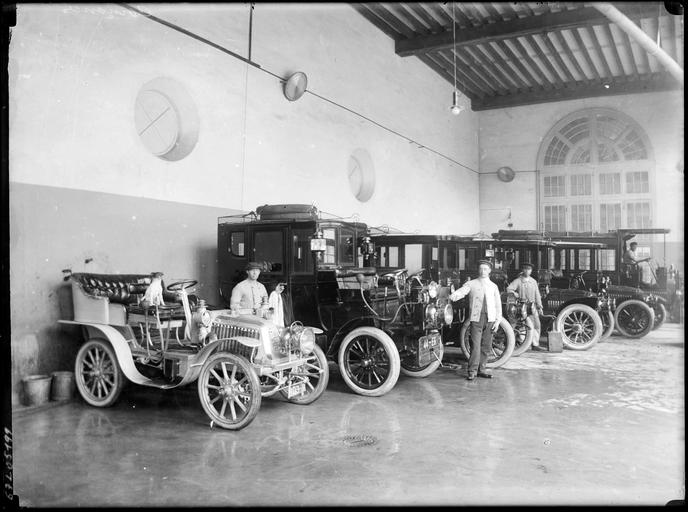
left=9, top=2, right=480, bottom=235
left=478, top=91, right=684, bottom=242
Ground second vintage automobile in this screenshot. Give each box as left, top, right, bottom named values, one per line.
left=217, top=204, right=451, bottom=397
left=59, top=270, right=328, bottom=430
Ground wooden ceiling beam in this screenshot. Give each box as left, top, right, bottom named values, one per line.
left=494, top=39, right=542, bottom=89
left=369, top=3, right=415, bottom=39
left=617, top=27, right=639, bottom=77
left=471, top=72, right=680, bottom=110
left=351, top=4, right=401, bottom=40
left=407, top=3, right=444, bottom=33
left=570, top=27, right=602, bottom=82
left=582, top=25, right=614, bottom=79
left=540, top=31, right=577, bottom=83
left=470, top=43, right=522, bottom=93
left=461, top=45, right=514, bottom=95
left=396, top=6, right=617, bottom=56
left=451, top=47, right=502, bottom=96
left=433, top=49, right=491, bottom=98
left=510, top=36, right=556, bottom=90
left=419, top=53, right=480, bottom=100
left=601, top=23, right=626, bottom=76
left=481, top=41, right=530, bottom=91
left=549, top=30, right=590, bottom=83
left=523, top=34, right=566, bottom=89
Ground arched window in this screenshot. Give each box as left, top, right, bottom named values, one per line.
left=537, top=108, right=654, bottom=233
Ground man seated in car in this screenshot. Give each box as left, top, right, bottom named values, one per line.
left=623, top=241, right=653, bottom=285
left=230, top=262, right=269, bottom=316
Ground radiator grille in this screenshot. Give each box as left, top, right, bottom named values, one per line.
left=215, top=339, right=256, bottom=360
left=211, top=322, right=260, bottom=341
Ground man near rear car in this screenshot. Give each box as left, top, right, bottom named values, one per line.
left=506, top=262, right=544, bottom=348
left=450, top=260, right=502, bottom=380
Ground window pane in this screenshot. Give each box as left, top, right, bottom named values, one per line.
left=544, top=205, right=566, bottom=231
left=570, top=175, right=591, bottom=196
left=338, top=229, right=355, bottom=266
left=405, top=244, right=423, bottom=273
left=597, top=249, right=616, bottom=271
left=322, top=228, right=336, bottom=264
left=254, top=231, right=284, bottom=272
left=559, top=249, right=567, bottom=270
left=292, top=229, right=314, bottom=273
left=579, top=249, right=591, bottom=270
left=544, top=176, right=566, bottom=197
left=599, top=173, right=621, bottom=195
left=600, top=203, right=621, bottom=232
left=571, top=204, right=592, bottom=232
left=627, top=202, right=651, bottom=228
left=626, top=171, right=649, bottom=193
left=230, top=232, right=245, bottom=256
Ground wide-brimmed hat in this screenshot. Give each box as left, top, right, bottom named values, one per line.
left=477, top=259, right=492, bottom=269
left=245, top=261, right=262, bottom=271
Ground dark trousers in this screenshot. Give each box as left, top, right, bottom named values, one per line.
left=469, top=311, right=493, bottom=374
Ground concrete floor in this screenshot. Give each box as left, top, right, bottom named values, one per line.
left=12, top=324, right=685, bottom=506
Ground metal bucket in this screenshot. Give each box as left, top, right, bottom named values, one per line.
left=51, top=371, right=76, bottom=401
left=22, top=375, right=52, bottom=406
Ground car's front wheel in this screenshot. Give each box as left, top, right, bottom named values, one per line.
left=75, top=339, right=125, bottom=407
left=614, top=299, right=655, bottom=338
left=338, top=327, right=400, bottom=397
left=459, top=317, right=515, bottom=368
left=280, top=345, right=329, bottom=405
left=555, top=304, right=602, bottom=350
left=197, top=353, right=261, bottom=430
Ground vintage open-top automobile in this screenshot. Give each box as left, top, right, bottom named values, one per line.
left=217, top=204, right=451, bottom=396
left=59, top=271, right=328, bottom=430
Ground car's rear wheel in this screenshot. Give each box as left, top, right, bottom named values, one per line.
left=400, top=341, right=444, bottom=378
left=614, top=299, right=655, bottom=338
left=279, top=345, right=329, bottom=405
left=652, top=303, right=667, bottom=330
left=511, top=316, right=535, bottom=356
left=75, top=339, right=125, bottom=407
left=338, top=327, right=400, bottom=397
left=459, top=317, right=515, bottom=368
left=197, top=353, right=261, bottom=430
left=600, top=310, right=615, bottom=341
left=555, top=304, right=602, bottom=350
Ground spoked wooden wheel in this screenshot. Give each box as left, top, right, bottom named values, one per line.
left=279, top=345, right=329, bottom=405
left=338, top=327, right=400, bottom=397
left=651, top=303, right=666, bottom=330
left=555, top=304, right=602, bottom=350
left=459, top=317, right=515, bottom=368
left=197, top=353, right=261, bottom=430
left=75, top=339, right=125, bottom=407
left=614, top=299, right=655, bottom=338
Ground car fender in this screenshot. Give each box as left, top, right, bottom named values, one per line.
left=60, top=320, right=155, bottom=386
left=560, top=296, right=599, bottom=312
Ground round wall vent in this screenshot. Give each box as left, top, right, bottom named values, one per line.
left=134, top=77, right=199, bottom=161
left=497, top=166, right=515, bottom=182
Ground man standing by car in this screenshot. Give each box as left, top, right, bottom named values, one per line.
left=230, top=262, right=269, bottom=316
left=450, top=260, right=502, bottom=380
left=506, top=262, right=544, bottom=348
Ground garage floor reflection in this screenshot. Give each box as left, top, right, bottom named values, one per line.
left=13, top=324, right=684, bottom=506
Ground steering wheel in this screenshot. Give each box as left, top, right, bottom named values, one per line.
left=166, top=280, right=198, bottom=292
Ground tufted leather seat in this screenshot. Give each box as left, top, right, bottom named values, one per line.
left=69, top=272, right=185, bottom=325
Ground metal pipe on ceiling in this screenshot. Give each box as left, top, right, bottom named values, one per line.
left=592, top=2, right=683, bottom=86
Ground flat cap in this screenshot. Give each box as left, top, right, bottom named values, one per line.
left=245, top=261, right=263, bottom=271
left=477, top=259, right=493, bottom=268
left=520, top=262, right=534, bottom=269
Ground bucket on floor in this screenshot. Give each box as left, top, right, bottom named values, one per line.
left=547, top=331, right=563, bottom=352
left=22, top=374, right=52, bottom=406
left=51, top=371, right=75, bottom=401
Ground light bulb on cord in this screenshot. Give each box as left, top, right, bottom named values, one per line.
left=450, top=90, right=464, bottom=115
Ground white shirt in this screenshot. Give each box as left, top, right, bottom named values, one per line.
left=268, top=291, right=285, bottom=327
left=450, top=277, right=502, bottom=323
left=230, top=279, right=268, bottom=311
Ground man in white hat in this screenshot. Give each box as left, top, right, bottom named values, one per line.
left=230, top=262, right=269, bottom=315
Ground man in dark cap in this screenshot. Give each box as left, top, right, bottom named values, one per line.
left=450, top=259, right=502, bottom=380
left=230, top=262, right=269, bottom=315
left=507, top=262, right=544, bottom=347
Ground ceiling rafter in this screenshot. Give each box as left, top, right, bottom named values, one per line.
left=461, top=45, right=513, bottom=95
left=494, top=39, right=542, bottom=90
left=482, top=41, right=530, bottom=91
left=581, top=25, right=614, bottom=79
left=395, top=6, right=617, bottom=57
left=540, top=31, right=577, bottom=83
left=419, top=52, right=480, bottom=100
left=550, top=30, right=589, bottom=84
left=570, top=27, right=602, bottom=82
left=601, top=23, right=626, bottom=76
left=472, top=72, right=679, bottom=110
left=510, top=36, right=557, bottom=89
left=434, top=49, right=491, bottom=98
left=617, top=27, right=639, bottom=78
left=522, top=34, right=566, bottom=89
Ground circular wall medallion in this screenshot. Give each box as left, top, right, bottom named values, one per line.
left=497, top=166, right=515, bottom=182
left=134, top=77, right=199, bottom=161
left=283, top=72, right=308, bottom=101
left=348, top=149, right=375, bottom=202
